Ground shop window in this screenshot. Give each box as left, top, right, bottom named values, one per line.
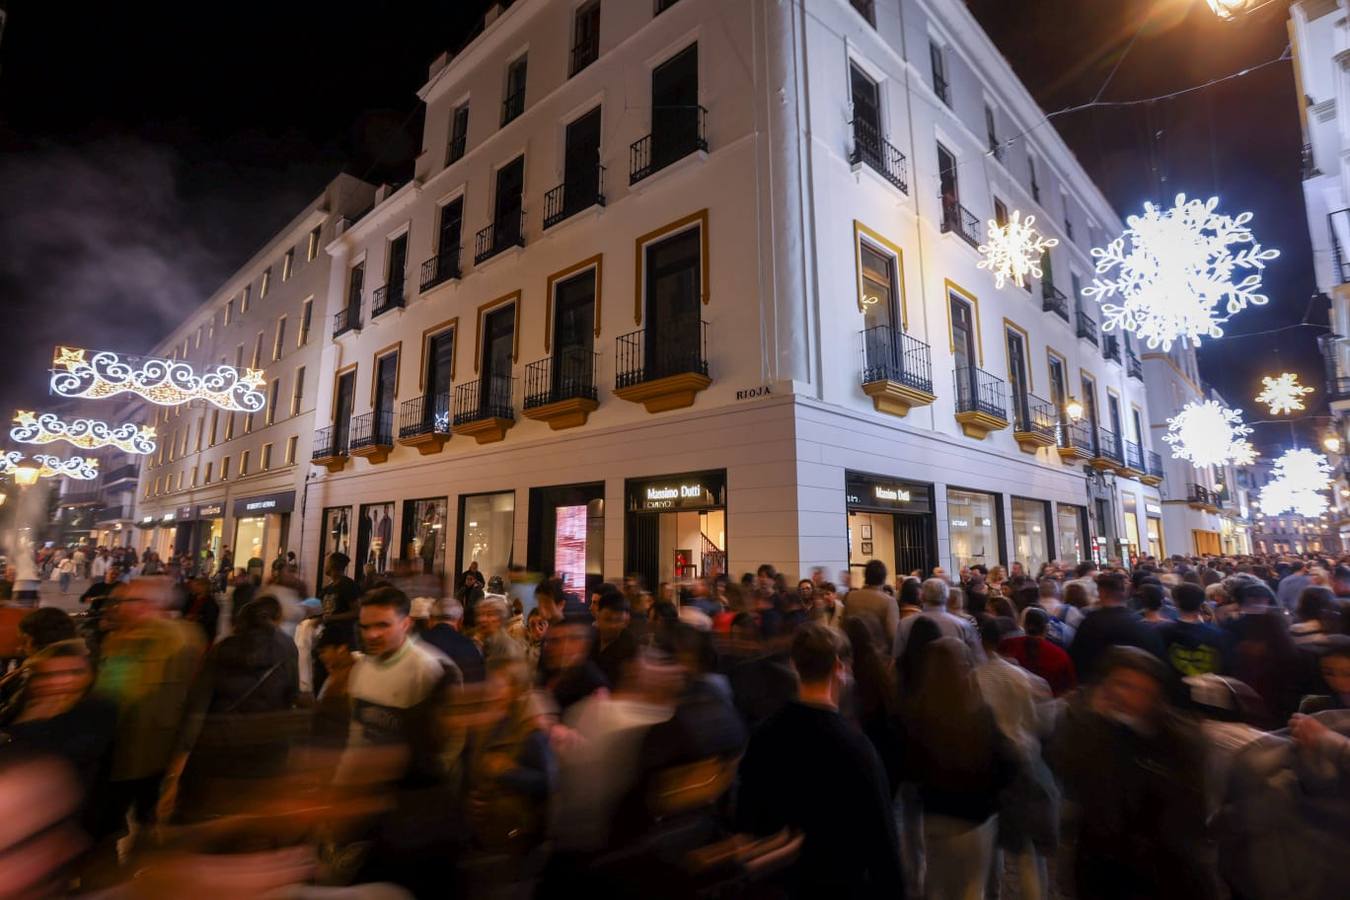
left=1010, top=497, right=1050, bottom=574
left=1056, top=503, right=1088, bottom=564
left=403, top=497, right=449, bottom=575
left=529, top=483, right=605, bottom=598
left=319, top=506, right=353, bottom=588
left=947, top=487, right=1002, bottom=571
left=459, top=492, right=516, bottom=583
left=624, top=471, right=726, bottom=591
left=358, top=502, right=396, bottom=576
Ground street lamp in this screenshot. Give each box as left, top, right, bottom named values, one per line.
left=1206, top=0, right=1278, bottom=20
left=13, top=462, right=39, bottom=487
left=1066, top=399, right=1084, bottom=421
left=1324, top=434, right=1342, bottom=454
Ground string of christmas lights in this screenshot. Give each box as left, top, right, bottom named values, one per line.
left=10, top=410, right=157, bottom=455
left=50, top=346, right=266, bottom=413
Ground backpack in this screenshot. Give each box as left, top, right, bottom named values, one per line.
left=1044, top=605, right=1075, bottom=647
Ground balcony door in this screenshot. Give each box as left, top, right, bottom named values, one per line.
left=564, top=107, right=602, bottom=212
left=850, top=63, right=881, bottom=158
left=937, top=143, right=959, bottom=213
left=346, top=262, right=364, bottom=318
left=334, top=370, right=355, bottom=452
left=374, top=353, right=398, bottom=441
left=1048, top=355, right=1068, bottom=423
left=652, top=44, right=698, bottom=168
left=1107, top=394, right=1124, bottom=457
left=950, top=293, right=977, bottom=403
left=1006, top=329, right=1030, bottom=428
left=425, top=330, right=455, bottom=428
left=1080, top=373, right=1099, bottom=452
left=645, top=227, right=701, bottom=380
left=860, top=243, right=897, bottom=376
left=494, top=156, right=524, bottom=247
left=553, top=269, right=596, bottom=397
left=387, top=233, right=408, bottom=297
left=437, top=197, right=463, bottom=278
left=481, top=305, right=515, bottom=415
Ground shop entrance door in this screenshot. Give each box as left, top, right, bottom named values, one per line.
left=895, top=513, right=935, bottom=577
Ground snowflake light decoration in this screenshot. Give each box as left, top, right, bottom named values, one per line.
left=10, top=411, right=157, bottom=455
left=978, top=210, right=1058, bottom=289
left=1083, top=194, right=1279, bottom=351
left=1259, top=448, right=1332, bottom=517
left=1162, top=400, right=1256, bottom=468
left=50, top=346, right=266, bottom=413
left=1254, top=373, right=1314, bottom=415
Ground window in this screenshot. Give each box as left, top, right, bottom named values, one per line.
left=191, top=466, right=198, bottom=488
left=346, top=262, right=364, bottom=318
left=307, top=225, right=322, bottom=261
left=235, top=344, right=244, bottom=370
left=261, top=443, right=273, bottom=471
left=427, top=198, right=463, bottom=285
left=550, top=107, right=602, bottom=226
left=285, top=435, right=298, bottom=465
left=291, top=366, right=305, bottom=417
left=930, top=41, right=949, bottom=106
left=1062, top=192, right=1074, bottom=240
left=655, top=0, right=683, bottom=14
left=502, top=55, right=527, bottom=125
left=282, top=249, right=294, bottom=281
left=241, top=284, right=251, bottom=313
left=386, top=232, right=408, bottom=300
left=849, top=0, right=876, bottom=26
left=1011, top=497, right=1051, bottom=573
left=1028, top=154, right=1041, bottom=203
left=447, top=103, right=470, bottom=165
left=859, top=242, right=897, bottom=333
left=1071, top=272, right=1084, bottom=314
left=993, top=198, right=1008, bottom=228
left=245, top=412, right=255, bottom=434
left=641, top=222, right=703, bottom=380
left=240, top=450, right=251, bottom=476
left=209, top=313, right=215, bottom=341
left=195, top=416, right=204, bottom=452
left=195, top=326, right=203, bottom=349
left=220, top=456, right=231, bottom=481
left=176, top=471, right=184, bottom=492
left=252, top=331, right=264, bottom=368
left=266, top=379, right=280, bottom=425
left=642, top=43, right=701, bottom=180
left=224, top=412, right=236, bottom=441
left=225, top=299, right=234, bottom=326
left=153, top=476, right=161, bottom=496
left=571, top=1, right=600, bottom=76
left=260, top=267, right=271, bottom=298
left=1047, top=354, right=1068, bottom=418
left=273, top=316, right=287, bottom=361
left=210, top=409, right=219, bottom=445
left=424, top=328, right=455, bottom=421
left=204, top=461, right=213, bottom=484
left=985, top=104, right=1000, bottom=155
left=299, top=298, right=313, bottom=345
left=947, top=488, right=1002, bottom=570
left=551, top=267, right=597, bottom=396
left=1006, top=325, right=1030, bottom=427
left=374, top=352, right=399, bottom=441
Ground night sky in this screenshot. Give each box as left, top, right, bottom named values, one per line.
left=0, top=0, right=1319, bottom=452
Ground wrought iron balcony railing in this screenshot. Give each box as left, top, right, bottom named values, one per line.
left=349, top=410, right=394, bottom=450
left=616, top=319, right=709, bottom=389
left=95, top=504, right=134, bottom=523
left=543, top=164, right=606, bottom=229
left=501, top=87, right=525, bottom=125
left=1125, top=440, right=1145, bottom=472
left=850, top=118, right=909, bottom=194
left=1096, top=426, right=1124, bottom=464
left=1013, top=392, right=1056, bottom=439
left=454, top=376, right=515, bottom=426
left=103, top=464, right=139, bottom=483
left=1330, top=209, right=1350, bottom=285
left=1147, top=450, right=1164, bottom=481
left=1057, top=418, right=1096, bottom=456
left=934, top=72, right=950, bottom=106
left=1302, top=143, right=1320, bottom=180
left=524, top=349, right=599, bottom=409
left=1041, top=283, right=1069, bottom=321
left=1319, top=334, right=1350, bottom=401
left=371, top=281, right=406, bottom=318
left=954, top=365, right=1008, bottom=421
left=446, top=132, right=467, bottom=166
left=570, top=31, right=599, bottom=76
left=630, top=105, right=708, bottom=185
left=311, top=424, right=348, bottom=460
left=420, top=250, right=460, bottom=292
left=1102, top=334, right=1121, bottom=363
left=1127, top=351, right=1143, bottom=380
left=1076, top=309, right=1098, bottom=345
left=398, top=393, right=450, bottom=440
left=859, top=325, right=933, bottom=395
left=941, top=197, right=981, bottom=248
left=1188, top=483, right=1216, bottom=508
left=474, top=210, right=525, bottom=265
left=333, top=300, right=362, bottom=339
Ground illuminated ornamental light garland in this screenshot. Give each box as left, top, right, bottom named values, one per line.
left=1259, top=448, right=1333, bottom=518
left=50, top=346, right=266, bottom=413
left=0, top=450, right=21, bottom=474
left=1162, top=400, right=1257, bottom=468
left=1254, top=372, right=1314, bottom=416
left=1083, top=194, right=1279, bottom=351
left=1207, top=0, right=1260, bottom=20
left=10, top=410, right=157, bottom=455
left=978, top=210, right=1059, bottom=289
left=0, top=450, right=100, bottom=481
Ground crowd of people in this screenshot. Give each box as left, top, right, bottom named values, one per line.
left=0, top=547, right=1347, bottom=899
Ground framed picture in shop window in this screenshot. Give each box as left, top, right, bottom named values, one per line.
left=860, top=524, right=873, bottom=540
left=860, top=540, right=874, bottom=556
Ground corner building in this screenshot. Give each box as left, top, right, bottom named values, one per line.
left=304, top=0, right=1163, bottom=593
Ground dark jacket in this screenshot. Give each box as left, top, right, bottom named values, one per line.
left=1069, top=605, right=1165, bottom=682
left=421, top=623, right=486, bottom=684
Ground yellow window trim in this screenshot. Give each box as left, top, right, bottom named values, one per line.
left=369, top=341, right=403, bottom=407
left=544, top=254, right=603, bottom=352
left=331, top=364, right=357, bottom=424
left=633, top=209, right=709, bottom=325
left=474, top=290, right=523, bottom=373
left=853, top=220, right=908, bottom=330
left=944, top=279, right=983, bottom=367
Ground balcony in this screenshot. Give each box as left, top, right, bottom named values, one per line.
left=1092, top=425, right=1125, bottom=472
left=501, top=87, right=525, bottom=126
left=858, top=325, right=934, bottom=417
left=310, top=424, right=349, bottom=473
left=1142, top=450, right=1164, bottom=486
left=420, top=249, right=461, bottom=292
left=614, top=319, right=711, bottom=413
left=934, top=72, right=950, bottom=106
left=371, top=282, right=406, bottom=318
left=953, top=365, right=1009, bottom=440
left=1188, top=483, right=1219, bottom=513
left=570, top=31, right=599, bottom=76
left=1076, top=309, right=1098, bottom=345
left=940, top=197, right=980, bottom=249
left=1127, top=351, right=1143, bottom=380
left=1320, top=334, right=1350, bottom=407
left=543, top=164, right=606, bottom=230
left=849, top=118, right=909, bottom=194
left=1041, top=283, right=1069, bottom=321
left=523, top=350, right=600, bottom=430
left=1012, top=392, right=1057, bottom=454
left=1056, top=418, right=1096, bottom=463
left=1122, top=440, right=1145, bottom=478
left=349, top=410, right=394, bottom=464
left=630, top=105, right=708, bottom=185
left=1102, top=334, right=1121, bottom=363
left=397, top=393, right=451, bottom=455
left=103, top=464, right=139, bottom=484
left=333, top=300, right=362, bottom=340
left=95, top=504, right=134, bottom=524
left=1302, top=143, right=1320, bottom=180
left=446, top=132, right=467, bottom=167
left=1331, top=209, right=1350, bottom=284
left=60, top=491, right=101, bottom=508
left=454, top=376, right=516, bottom=444
left=474, top=211, right=525, bottom=265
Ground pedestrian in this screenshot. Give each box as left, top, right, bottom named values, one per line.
left=893, top=576, right=983, bottom=661
left=1068, top=572, right=1164, bottom=682
left=844, top=559, right=900, bottom=646
left=999, top=607, right=1077, bottom=696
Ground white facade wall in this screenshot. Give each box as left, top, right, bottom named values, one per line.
left=291, top=0, right=1162, bottom=586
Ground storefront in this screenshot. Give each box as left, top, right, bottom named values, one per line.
left=402, top=497, right=449, bottom=575
left=946, top=487, right=1004, bottom=572
left=172, top=505, right=195, bottom=559
left=152, top=512, right=178, bottom=559
left=457, top=491, right=515, bottom=583
left=319, top=506, right=354, bottom=586
left=1055, top=503, right=1089, bottom=565
left=1193, top=529, right=1221, bottom=556
left=357, top=502, right=395, bottom=576
left=1145, top=502, right=1164, bottom=559
left=844, top=471, right=937, bottom=579
left=1010, top=497, right=1052, bottom=574
left=528, top=483, right=605, bottom=598
left=624, top=470, right=726, bottom=592
left=194, top=502, right=225, bottom=567
left=1121, top=494, right=1141, bottom=562
left=232, top=491, right=294, bottom=569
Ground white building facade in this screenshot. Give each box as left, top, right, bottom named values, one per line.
left=133, top=175, right=376, bottom=571
left=297, top=0, right=1163, bottom=593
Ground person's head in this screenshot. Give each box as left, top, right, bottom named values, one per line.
left=543, top=617, right=594, bottom=670
left=1173, top=582, right=1207, bottom=616
left=594, top=589, right=631, bottom=643
left=1022, top=605, right=1049, bottom=638
left=21, top=641, right=93, bottom=708
left=1096, top=572, right=1127, bottom=606
left=789, top=623, right=846, bottom=696
left=816, top=581, right=838, bottom=608
left=237, top=596, right=282, bottom=632
left=1038, top=578, right=1060, bottom=602
left=104, top=565, right=121, bottom=584
left=863, top=559, right=887, bottom=588
left=1296, top=586, right=1335, bottom=625
left=1010, top=562, right=1025, bottom=578
left=359, top=587, right=413, bottom=658
left=1075, top=561, right=1096, bottom=579
left=317, top=620, right=355, bottom=672
left=898, top=577, right=921, bottom=609
left=106, top=577, right=171, bottom=627
left=797, top=579, right=814, bottom=601
left=1138, top=583, right=1165, bottom=614
left=487, top=575, right=505, bottom=595
left=1332, top=565, right=1350, bottom=595
left=979, top=616, right=1008, bottom=653
left=526, top=607, right=548, bottom=642
left=325, top=552, right=350, bottom=581
left=919, top=577, right=949, bottom=608
left=1096, top=646, right=1170, bottom=725
left=477, top=596, right=509, bottom=636
left=1234, top=580, right=1277, bottom=610
left=534, top=577, right=566, bottom=623
left=17, top=608, right=76, bottom=656
left=1317, top=637, right=1350, bottom=698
